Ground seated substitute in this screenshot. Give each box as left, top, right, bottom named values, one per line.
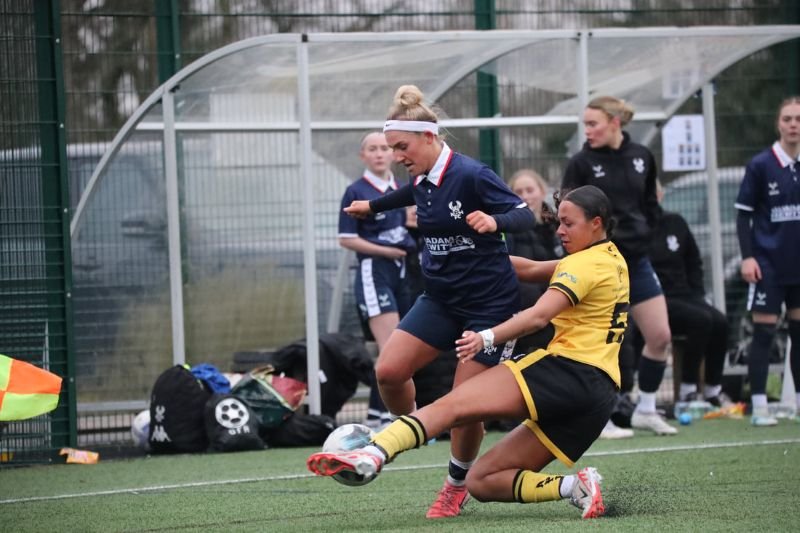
left=650, top=182, right=729, bottom=406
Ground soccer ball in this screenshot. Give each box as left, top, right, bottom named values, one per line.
left=131, top=409, right=150, bottom=450
left=322, top=423, right=376, bottom=486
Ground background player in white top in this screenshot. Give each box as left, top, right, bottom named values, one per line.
left=338, top=132, right=416, bottom=428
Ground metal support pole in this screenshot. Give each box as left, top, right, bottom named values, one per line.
left=701, top=83, right=726, bottom=313
left=298, top=36, right=322, bottom=415
left=576, top=31, right=590, bottom=146
left=162, top=90, right=186, bottom=365
left=326, top=249, right=353, bottom=334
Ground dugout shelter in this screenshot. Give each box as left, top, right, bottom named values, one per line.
left=70, top=27, right=800, bottom=414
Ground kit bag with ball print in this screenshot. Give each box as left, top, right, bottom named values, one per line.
left=204, top=393, right=265, bottom=452
left=149, top=365, right=212, bottom=454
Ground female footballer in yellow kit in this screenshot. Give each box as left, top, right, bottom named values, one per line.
left=308, top=185, right=629, bottom=520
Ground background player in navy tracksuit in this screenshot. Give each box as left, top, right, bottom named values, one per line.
left=338, top=132, right=417, bottom=429
left=735, top=96, right=800, bottom=426
left=342, top=85, right=542, bottom=518
left=562, top=96, right=677, bottom=437
left=650, top=182, right=728, bottom=407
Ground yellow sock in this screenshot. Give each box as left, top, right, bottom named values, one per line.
left=512, top=470, right=564, bottom=503
left=371, top=415, right=427, bottom=462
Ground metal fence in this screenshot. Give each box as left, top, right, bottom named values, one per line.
left=1, top=0, right=798, bottom=464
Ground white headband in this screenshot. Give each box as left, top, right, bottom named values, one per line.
left=383, top=120, right=439, bottom=135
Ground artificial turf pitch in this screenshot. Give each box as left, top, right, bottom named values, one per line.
left=2, top=417, right=798, bottom=532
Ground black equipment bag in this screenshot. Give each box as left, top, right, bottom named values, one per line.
left=149, top=365, right=212, bottom=454
left=262, top=412, right=336, bottom=447
left=204, top=393, right=265, bottom=452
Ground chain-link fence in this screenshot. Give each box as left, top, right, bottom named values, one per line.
left=1, top=0, right=798, bottom=462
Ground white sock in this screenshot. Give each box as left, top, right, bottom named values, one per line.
left=362, top=445, right=387, bottom=462
left=751, top=393, right=768, bottom=415
left=636, top=392, right=657, bottom=413
left=704, top=384, right=722, bottom=399
left=796, top=393, right=800, bottom=410
left=559, top=475, right=576, bottom=498
left=679, top=383, right=697, bottom=401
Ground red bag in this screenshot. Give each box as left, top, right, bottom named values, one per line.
left=231, top=365, right=306, bottom=429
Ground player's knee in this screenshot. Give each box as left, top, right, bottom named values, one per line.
left=646, top=328, right=671, bottom=356
left=374, top=360, right=412, bottom=387
left=465, top=469, right=491, bottom=502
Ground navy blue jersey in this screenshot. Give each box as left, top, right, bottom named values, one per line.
left=413, top=143, right=527, bottom=317
left=735, top=142, right=800, bottom=284
left=338, top=170, right=416, bottom=262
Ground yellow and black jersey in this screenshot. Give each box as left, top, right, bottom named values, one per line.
left=547, top=239, right=629, bottom=387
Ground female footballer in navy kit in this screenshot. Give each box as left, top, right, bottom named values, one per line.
left=342, top=85, right=544, bottom=518
left=338, top=131, right=417, bottom=429
left=309, top=185, right=627, bottom=520
left=735, top=96, right=800, bottom=426
left=562, top=96, right=677, bottom=436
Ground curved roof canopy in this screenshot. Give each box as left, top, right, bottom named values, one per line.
left=74, top=26, right=800, bottom=234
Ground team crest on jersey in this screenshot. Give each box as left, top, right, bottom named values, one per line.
left=633, top=158, right=645, bottom=174
left=667, top=235, right=679, bottom=252
left=592, top=164, right=605, bottom=178
left=448, top=200, right=464, bottom=220
left=768, top=181, right=780, bottom=196
left=378, top=293, right=390, bottom=307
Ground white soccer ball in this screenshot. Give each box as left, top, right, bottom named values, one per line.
left=322, top=423, right=376, bottom=486
left=131, top=409, right=150, bottom=450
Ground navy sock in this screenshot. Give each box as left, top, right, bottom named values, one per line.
left=637, top=356, right=666, bottom=393
left=789, top=320, right=800, bottom=393
left=748, top=323, right=776, bottom=395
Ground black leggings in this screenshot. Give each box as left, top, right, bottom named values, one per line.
left=667, top=297, right=728, bottom=386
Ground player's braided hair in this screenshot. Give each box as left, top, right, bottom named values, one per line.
left=553, top=185, right=617, bottom=238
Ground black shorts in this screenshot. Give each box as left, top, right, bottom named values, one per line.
left=503, top=350, right=617, bottom=467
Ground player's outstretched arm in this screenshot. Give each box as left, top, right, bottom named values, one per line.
left=343, top=200, right=373, bottom=219
left=455, top=289, right=570, bottom=362
left=510, top=255, right=559, bottom=283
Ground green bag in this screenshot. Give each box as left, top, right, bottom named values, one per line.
left=231, top=366, right=307, bottom=429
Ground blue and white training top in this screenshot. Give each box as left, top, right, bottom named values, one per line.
left=338, top=170, right=416, bottom=262
left=735, top=141, right=800, bottom=284
left=412, top=143, right=527, bottom=317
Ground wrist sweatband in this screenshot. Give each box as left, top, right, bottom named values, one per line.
left=479, top=329, right=495, bottom=351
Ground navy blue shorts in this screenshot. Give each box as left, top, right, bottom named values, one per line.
left=355, top=257, right=411, bottom=320
left=397, top=294, right=517, bottom=366
left=747, top=266, right=800, bottom=314
left=628, top=256, right=664, bottom=305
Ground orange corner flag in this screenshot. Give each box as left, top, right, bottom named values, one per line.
left=0, top=354, right=62, bottom=421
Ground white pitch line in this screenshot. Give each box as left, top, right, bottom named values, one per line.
left=2, top=437, right=798, bottom=505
